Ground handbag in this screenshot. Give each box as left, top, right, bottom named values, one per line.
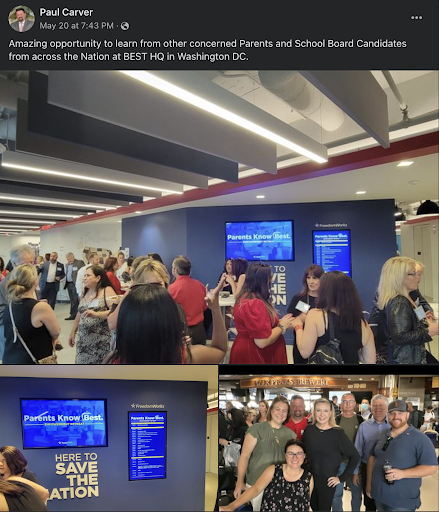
left=223, top=441, right=241, bottom=467
left=8, top=302, right=58, bottom=364
left=309, top=312, right=344, bottom=364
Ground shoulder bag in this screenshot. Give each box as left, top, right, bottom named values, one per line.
left=8, top=302, right=57, bottom=364
left=309, top=312, right=344, bottom=364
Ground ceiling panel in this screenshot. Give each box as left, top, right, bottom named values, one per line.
left=47, top=70, right=278, bottom=173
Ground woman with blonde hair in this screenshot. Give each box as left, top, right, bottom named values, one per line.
left=302, top=398, right=359, bottom=512
left=2, top=264, right=60, bottom=364
left=376, top=256, right=438, bottom=364
left=233, top=395, right=295, bottom=511
left=256, top=400, right=269, bottom=423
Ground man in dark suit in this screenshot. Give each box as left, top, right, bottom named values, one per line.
left=38, top=252, right=65, bottom=310
left=64, top=252, right=85, bottom=320
left=10, top=7, right=34, bottom=32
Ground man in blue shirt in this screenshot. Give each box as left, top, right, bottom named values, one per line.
left=366, top=399, right=437, bottom=512
left=353, top=394, right=389, bottom=511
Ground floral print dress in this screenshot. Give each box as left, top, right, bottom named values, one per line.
left=260, top=465, right=312, bottom=512
left=75, top=296, right=111, bottom=364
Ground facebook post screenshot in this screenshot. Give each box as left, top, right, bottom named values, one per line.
left=0, top=1, right=438, bottom=510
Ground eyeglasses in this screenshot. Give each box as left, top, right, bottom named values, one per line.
left=382, top=436, right=393, bottom=451
left=342, top=400, right=355, bottom=404
left=286, top=451, right=305, bottom=458
left=406, top=272, right=418, bottom=277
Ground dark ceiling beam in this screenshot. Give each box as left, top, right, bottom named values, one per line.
left=0, top=180, right=139, bottom=208
left=28, top=72, right=231, bottom=185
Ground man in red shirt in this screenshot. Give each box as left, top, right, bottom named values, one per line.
left=285, top=395, right=309, bottom=440
left=169, top=255, right=207, bottom=345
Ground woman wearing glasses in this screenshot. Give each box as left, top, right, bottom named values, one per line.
left=221, top=439, right=313, bottom=512
left=376, top=256, right=438, bottom=364
left=233, top=396, right=295, bottom=511
left=302, top=398, right=359, bottom=512
left=229, top=262, right=294, bottom=364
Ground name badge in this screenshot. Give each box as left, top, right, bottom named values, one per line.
left=57, top=265, right=63, bottom=270
left=414, top=305, right=426, bottom=320
left=72, top=267, right=78, bottom=271
left=296, top=300, right=311, bottom=314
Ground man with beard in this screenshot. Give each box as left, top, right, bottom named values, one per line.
left=284, top=395, right=309, bottom=440
left=366, top=400, right=437, bottom=512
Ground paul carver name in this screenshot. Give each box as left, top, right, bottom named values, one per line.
left=40, top=8, right=94, bottom=17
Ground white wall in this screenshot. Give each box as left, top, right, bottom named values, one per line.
left=401, top=216, right=439, bottom=302
left=0, top=233, right=41, bottom=263
left=39, top=221, right=122, bottom=265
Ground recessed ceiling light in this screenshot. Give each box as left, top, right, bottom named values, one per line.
left=359, top=378, right=363, bottom=381
left=348, top=378, right=351, bottom=381
left=408, top=180, right=419, bottom=185
left=356, top=191, right=366, bottom=195
left=0, top=224, right=40, bottom=229
left=119, top=71, right=328, bottom=164
left=117, top=220, right=122, bottom=223
left=1, top=162, right=183, bottom=195
left=371, top=378, right=374, bottom=380
left=135, top=211, right=142, bottom=214
left=397, top=161, right=414, bottom=167
left=256, top=195, right=265, bottom=199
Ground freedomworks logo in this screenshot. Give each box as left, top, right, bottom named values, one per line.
left=130, top=403, right=165, bottom=409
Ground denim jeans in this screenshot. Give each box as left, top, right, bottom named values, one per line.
left=374, top=500, right=416, bottom=511
left=332, top=461, right=362, bottom=511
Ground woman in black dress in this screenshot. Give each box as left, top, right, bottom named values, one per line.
left=302, top=398, right=359, bottom=512
left=287, top=264, right=324, bottom=364
left=220, top=439, right=313, bottom=512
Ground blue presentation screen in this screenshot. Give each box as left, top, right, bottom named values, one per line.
left=313, top=230, right=352, bottom=276
left=226, top=221, right=294, bottom=261
left=129, top=412, right=167, bottom=481
left=20, top=399, right=108, bottom=449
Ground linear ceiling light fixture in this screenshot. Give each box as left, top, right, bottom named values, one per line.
left=0, top=224, right=41, bottom=229
left=0, top=195, right=117, bottom=210
left=119, top=71, right=328, bottom=164
left=1, top=162, right=183, bottom=195
left=0, top=210, right=80, bottom=218
left=0, top=218, right=56, bottom=224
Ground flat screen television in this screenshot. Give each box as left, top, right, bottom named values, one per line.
left=128, top=412, right=167, bottom=480
left=312, top=229, right=352, bottom=276
left=225, top=220, right=294, bottom=261
left=20, top=399, right=108, bottom=449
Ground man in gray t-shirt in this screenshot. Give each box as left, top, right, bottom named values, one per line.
left=0, top=245, right=35, bottom=360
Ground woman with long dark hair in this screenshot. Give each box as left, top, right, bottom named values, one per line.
left=229, top=262, right=293, bottom=364
left=292, top=271, right=375, bottom=364
left=221, top=439, right=313, bottom=512
left=287, top=264, right=324, bottom=364
left=224, top=258, right=248, bottom=296
left=0, top=479, right=49, bottom=511
left=221, top=407, right=248, bottom=448
left=68, top=265, right=116, bottom=364
left=113, top=277, right=228, bottom=364
left=103, top=256, right=122, bottom=295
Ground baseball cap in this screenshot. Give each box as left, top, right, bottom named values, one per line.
left=388, top=400, right=408, bottom=412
